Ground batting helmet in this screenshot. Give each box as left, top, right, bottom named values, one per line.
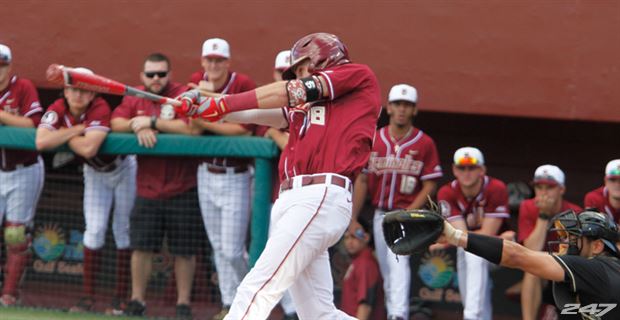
left=281, top=33, right=350, bottom=80
left=548, top=209, right=620, bottom=257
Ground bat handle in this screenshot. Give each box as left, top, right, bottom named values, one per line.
left=163, top=97, right=182, bottom=107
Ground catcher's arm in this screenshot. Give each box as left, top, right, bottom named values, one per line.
left=442, top=221, right=565, bottom=282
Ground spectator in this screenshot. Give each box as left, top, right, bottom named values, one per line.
left=35, top=67, right=136, bottom=314
left=437, top=147, right=510, bottom=320
left=110, top=53, right=202, bottom=320
left=518, top=164, right=581, bottom=320
left=584, top=159, right=620, bottom=222
left=0, top=43, right=44, bottom=306
left=188, top=37, right=256, bottom=320
left=351, top=84, right=442, bottom=320
left=341, top=219, right=386, bottom=320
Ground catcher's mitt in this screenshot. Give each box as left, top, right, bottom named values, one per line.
left=382, top=208, right=444, bottom=255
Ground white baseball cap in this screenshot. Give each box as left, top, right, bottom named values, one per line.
left=605, top=159, right=620, bottom=178
left=388, top=84, right=418, bottom=104
left=274, top=50, right=291, bottom=71
left=202, top=38, right=230, bottom=59
left=453, top=147, right=485, bottom=166
left=533, top=164, right=565, bottom=187
left=0, top=44, right=12, bottom=65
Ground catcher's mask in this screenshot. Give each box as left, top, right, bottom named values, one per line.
left=547, top=209, right=620, bottom=258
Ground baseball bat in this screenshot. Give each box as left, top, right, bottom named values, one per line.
left=45, top=64, right=181, bottom=106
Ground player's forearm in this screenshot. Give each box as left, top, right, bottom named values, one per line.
left=255, top=81, right=289, bottom=109
left=35, top=126, right=84, bottom=151
left=355, top=304, right=371, bottom=320
left=68, top=136, right=104, bottom=159
left=406, top=180, right=436, bottom=210
left=267, top=128, right=289, bottom=150
left=474, top=217, right=503, bottom=237
left=0, top=111, right=36, bottom=127
left=523, top=218, right=550, bottom=250
left=154, top=119, right=191, bottom=135
left=351, top=174, right=369, bottom=220
left=111, top=118, right=132, bottom=132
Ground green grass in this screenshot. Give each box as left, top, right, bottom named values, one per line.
left=1, top=306, right=138, bottom=320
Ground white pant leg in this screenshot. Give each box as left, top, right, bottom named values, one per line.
left=3, top=158, right=44, bottom=224
left=216, top=170, right=251, bottom=305
left=373, top=209, right=410, bottom=319
left=458, top=248, right=492, bottom=320
left=225, top=184, right=354, bottom=320
left=270, top=204, right=297, bottom=316
left=111, top=156, right=137, bottom=249
left=83, top=165, right=114, bottom=250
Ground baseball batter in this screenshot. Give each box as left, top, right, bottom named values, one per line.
left=437, top=147, right=510, bottom=320
left=351, top=84, right=442, bottom=320
left=0, top=44, right=44, bottom=306
left=35, top=67, right=136, bottom=313
left=584, top=159, right=620, bottom=222
left=176, top=32, right=381, bottom=320
left=188, top=37, right=256, bottom=320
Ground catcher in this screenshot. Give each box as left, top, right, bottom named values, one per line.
left=383, top=207, right=620, bottom=319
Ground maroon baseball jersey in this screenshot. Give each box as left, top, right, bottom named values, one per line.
left=189, top=70, right=257, bottom=167
left=438, top=176, right=510, bottom=231
left=278, top=63, right=382, bottom=182
left=39, top=97, right=121, bottom=171
left=0, top=76, right=42, bottom=169
left=366, top=126, right=442, bottom=210
left=584, top=186, right=620, bottom=223
left=518, top=198, right=582, bottom=243
left=341, top=247, right=387, bottom=320
left=112, top=82, right=197, bottom=199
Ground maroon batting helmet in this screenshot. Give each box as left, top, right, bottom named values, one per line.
left=282, top=33, right=350, bottom=80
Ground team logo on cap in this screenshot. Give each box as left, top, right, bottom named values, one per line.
left=213, top=43, right=218, bottom=50
left=402, top=88, right=407, bottom=95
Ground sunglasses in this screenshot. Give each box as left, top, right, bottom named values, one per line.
left=144, top=71, right=168, bottom=78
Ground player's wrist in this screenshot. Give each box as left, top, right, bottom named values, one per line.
left=150, top=115, right=157, bottom=130
left=538, top=212, right=552, bottom=220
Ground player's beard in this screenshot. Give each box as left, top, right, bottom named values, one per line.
left=147, top=80, right=166, bottom=95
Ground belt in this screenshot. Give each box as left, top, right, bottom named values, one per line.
left=1, top=158, right=38, bottom=172
left=280, top=174, right=352, bottom=194
left=92, top=155, right=126, bottom=173
left=206, top=164, right=248, bottom=174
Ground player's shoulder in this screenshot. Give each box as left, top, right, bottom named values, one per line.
left=321, top=62, right=374, bottom=77
left=10, top=76, right=36, bottom=90
left=519, top=198, right=537, bottom=214
left=486, top=176, right=508, bottom=191
left=46, top=98, right=67, bottom=113
left=563, top=200, right=582, bottom=212
left=585, top=186, right=606, bottom=200
left=165, top=82, right=189, bottom=97
left=438, top=180, right=459, bottom=197
left=232, top=71, right=254, bottom=83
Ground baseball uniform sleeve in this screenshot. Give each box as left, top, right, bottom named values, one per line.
left=583, top=190, right=599, bottom=209
left=84, top=98, right=111, bottom=132
left=420, top=137, right=443, bottom=181
left=316, top=64, right=375, bottom=101
left=517, top=200, right=537, bottom=242
left=112, top=96, right=137, bottom=119
left=39, top=100, right=65, bottom=130
left=18, top=79, right=43, bottom=123
left=188, top=71, right=203, bottom=86
left=438, top=185, right=463, bottom=222
left=485, top=181, right=510, bottom=219
left=552, top=255, right=609, bottom=297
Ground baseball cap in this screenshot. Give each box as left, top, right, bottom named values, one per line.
left=274, top=50, right=291, bottom=71
left=0, top=44, right=12, bottom=65
left=605, top=159, right=620, bottom=178
left=533, top=164, right=565, bottom=187
left=453, top=147, right=484, bottom=166
left=388, top=84, right=418, bottom=104
left=72, top=67, right=94, bottom=75
left=202, top=38, right=230, bottom=59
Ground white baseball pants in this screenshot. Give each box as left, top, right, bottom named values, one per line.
left=0, top=157, right=44, bottom=224
left=82, top=156, right=137, bottom=250
left=225, top=176, right=356, bottom=320
left=457, top=247, right=493, bottom=320
left=374, top=209, right=410, bottom=319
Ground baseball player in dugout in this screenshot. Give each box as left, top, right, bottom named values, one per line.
left=350, top=84, right=442, bottom=320
left=518, top=165, right=582, bottom=320
left=187, top=37, right=257, bottom=320
left=0, top=44, right=44, bottom=307
left=35, top=67, right=137, bottom=315
left=437, top=147, right=510, bottom=320
left=584, top=159, right=620, bottom=223
left=110, top=53, right=203, bottom=319
left=174, top=32, right=381, bottom=319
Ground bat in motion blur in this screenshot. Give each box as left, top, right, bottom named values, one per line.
left=46, top=64, right=181, bottom=106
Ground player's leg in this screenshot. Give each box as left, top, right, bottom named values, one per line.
left=521, top=272, right=542, bottom=320
left=217, top=171, right=251, bottom=307
left=1, top=161, right=44, bottom=305
left=456, top=247, right=468, bottom=316
left=225, top=184, right=352, bottom=320
left=459, top=248, right=491, bottom=320
left=110, top=157, right=136, bottom=304
left=80, top=166, right=114, bottom=308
